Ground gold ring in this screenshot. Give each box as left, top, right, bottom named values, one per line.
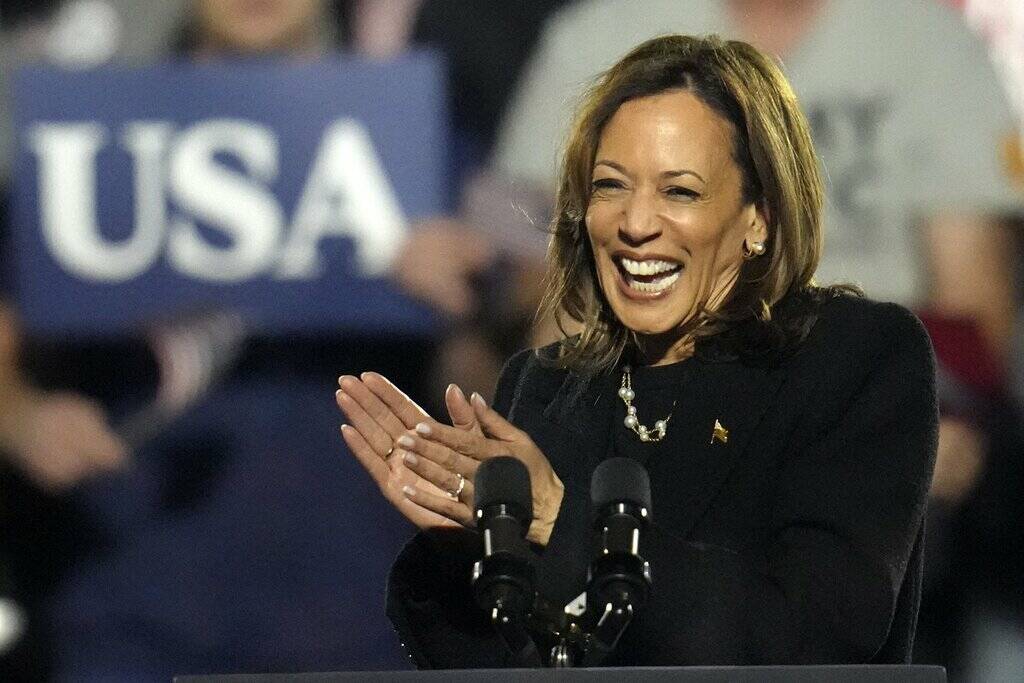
left=446, top=473, right=466, bottom=499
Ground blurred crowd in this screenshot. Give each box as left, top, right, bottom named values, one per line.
left=0, top=1, right=1021, bottom=681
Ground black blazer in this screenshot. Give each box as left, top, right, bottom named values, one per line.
left=387, top=294, right=938, bottom=668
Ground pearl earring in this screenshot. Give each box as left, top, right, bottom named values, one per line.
left=743, top=240, right=766, bottom=259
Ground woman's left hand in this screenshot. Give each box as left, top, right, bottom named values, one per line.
left=337, top=373, right=479, bottom=532
left=400, top=390, right=564, bottom=546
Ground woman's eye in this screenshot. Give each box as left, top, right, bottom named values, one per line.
left=591, top=178, right=624, bottom=191
left=665, top=186, right=699, bottom=199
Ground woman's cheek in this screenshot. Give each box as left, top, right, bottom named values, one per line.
left=586, top=201, right=618, bottom=239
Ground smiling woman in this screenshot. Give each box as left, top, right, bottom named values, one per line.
left=585, top=89, right=766, bottom=359
left=336, top=34, right=938, bottom=668
left=543, top=34, right=826, bottom=372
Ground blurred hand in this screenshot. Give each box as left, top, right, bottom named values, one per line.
left=336, top=372, right=481, bottom=531
left=390, top=218, right=494, bottom=317
left=2, top=390, right=128, bottom=492
left=399, top=390, right=564, bottom=546
left=930, top=417, right=986, bottom=506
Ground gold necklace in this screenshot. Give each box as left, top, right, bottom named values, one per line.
left=618, top=365, right=674, bottom=442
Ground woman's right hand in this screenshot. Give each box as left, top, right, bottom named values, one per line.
left=336, top=373, right=480, bottom=531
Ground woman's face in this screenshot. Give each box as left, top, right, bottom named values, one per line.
left=585, top=89, right=766, bottom=355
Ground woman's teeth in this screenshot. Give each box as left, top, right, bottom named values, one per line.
left=620, top=258, right=678, bottom=276
left=627, top=270, right=681, bottom=292
left=617, top=257, right=682, bottom=293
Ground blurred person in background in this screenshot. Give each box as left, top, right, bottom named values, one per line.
left=179, top=0, right=499, bottom=323
left=936, top=4, right=1024, bottom=681
left=1, top=2, right=145, bottom=676
left=494, top=0, right=1020, bottom=359
left=486, top=1, right=1023, bottom=680
left=333, top=0, right=575, bottom=401
left=338, top=0, right=574, bottom=175
left=0, top=0, right=146, bottom=530
left=0, top=0, right=505, bottom=678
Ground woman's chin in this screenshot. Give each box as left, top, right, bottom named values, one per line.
left=607, top=290, right=689, bottom=336
left=613, top=310, right=682, bottom=337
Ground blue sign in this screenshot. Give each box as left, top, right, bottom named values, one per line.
left=9, top=56, right=449, bottom=336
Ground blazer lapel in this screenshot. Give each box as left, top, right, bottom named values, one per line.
left=539, top=359, right=785, bottom=539
left=527, top=357, right=784, bottom=605
left=651, top=359, right=784, bottom=540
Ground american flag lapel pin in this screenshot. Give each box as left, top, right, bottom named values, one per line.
left=711, top=419, right=729, bottom=445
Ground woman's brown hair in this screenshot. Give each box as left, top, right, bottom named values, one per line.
left=539, top=34, right=844, bottom=374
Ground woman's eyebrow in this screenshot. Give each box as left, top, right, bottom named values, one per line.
left=593, top=160, right=705, bottom=184
left=662, top=169, right=705, bottom=183
left=593, top=159, right=627, bottom=174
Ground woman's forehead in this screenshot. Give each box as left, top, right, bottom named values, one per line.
left=595, top=91, right=737, bottom=178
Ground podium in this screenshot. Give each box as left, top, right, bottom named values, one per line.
left=177, top=666, right=946, bottom=682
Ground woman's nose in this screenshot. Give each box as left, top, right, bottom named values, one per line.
left=619, top=194, right=661, bottom=245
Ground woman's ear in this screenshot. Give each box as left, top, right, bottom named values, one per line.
left=756, top=199, right=770, bottom=239
left=745, top=200, right=769, bottom=246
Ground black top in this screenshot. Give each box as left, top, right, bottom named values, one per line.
left=610, top=359, right=697, bottom=470
left=386, top=294, right=939, bottom=668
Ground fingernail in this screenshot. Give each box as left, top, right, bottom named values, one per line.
left=447, top=383, right=466, bottom=401
left=415, top=422, right=431, bottom=436
left=340, top=424, right=350, bottom=433
left=402, top=485, right=416, bottom=498
left=403, top=452, right=418, bottom=466
left=338, top=375, right=356, bottom=390
left=360, top=372, right=371, bottom=381
left=471, top=392, right=487, bottom=408
left=397, top=435, right=415, bottom=448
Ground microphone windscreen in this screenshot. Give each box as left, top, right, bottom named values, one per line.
left=474, top=456, right=533, bottom=523
left=591, top=457, right=652, bottom=519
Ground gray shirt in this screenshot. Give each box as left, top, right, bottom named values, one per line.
left=493, top=0, right=1022, bottom=304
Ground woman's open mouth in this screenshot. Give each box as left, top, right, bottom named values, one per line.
left=614, top=256, right=683, bottom=296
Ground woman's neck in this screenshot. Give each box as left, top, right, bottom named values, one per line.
left=636, top=333, right=696, bottom=367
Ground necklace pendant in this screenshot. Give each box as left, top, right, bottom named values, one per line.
left=619, top=365, right=674, bottom=443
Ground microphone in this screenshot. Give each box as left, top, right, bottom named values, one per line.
left=471, top=456, right=542, bottom=667
left=583, top=457, right=653, bottom=666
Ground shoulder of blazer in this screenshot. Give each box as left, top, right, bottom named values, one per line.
left=771, top=295, right=937, bottom=440
left=792, top=294, right=935, bottom=380
left=493, top=295, right=935, bottom=418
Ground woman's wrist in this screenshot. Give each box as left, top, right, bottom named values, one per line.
left=527, top=474, right=565, bottom=546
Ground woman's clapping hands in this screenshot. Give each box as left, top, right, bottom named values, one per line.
left=336, top=373, right=563, bottom=546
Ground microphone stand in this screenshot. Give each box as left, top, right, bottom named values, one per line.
left=579, top=591, right=636, bottom=667
left=472, top=557, right=541, bottom=667
left=578, top=458, right=655, bottom=667
left=472, top=458, right=543, bottom=667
